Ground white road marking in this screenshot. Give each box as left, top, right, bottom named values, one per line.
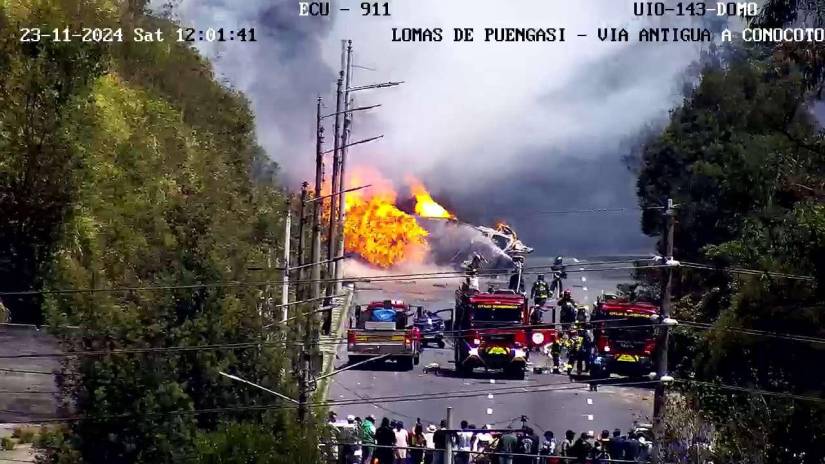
left=583, top=287, right=588, bottom=291
left=488, top=394, right=494, bottom=399
left=588, top=430, right=594, bottom=436
left=587, top=398, right=593, bottom=405
left=487, top=408, right=493, bottom=415
left=587, top=415, right=594, bottom=421
left=581, top=276, right=587, bottom=282
left=490, top=379, right=496, bottom=384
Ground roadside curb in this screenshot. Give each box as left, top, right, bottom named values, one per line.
left=315, top=284, right=355, bottom=403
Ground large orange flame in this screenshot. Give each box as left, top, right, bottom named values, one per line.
left=342, top=168, right=430, bottom=268
left=409, top=177, right=455, bottom=219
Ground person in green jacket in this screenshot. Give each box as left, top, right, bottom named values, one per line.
left=360, top=415, right=376, bottom=464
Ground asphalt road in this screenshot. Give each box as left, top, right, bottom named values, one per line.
left=0, top=326, right=61, bottom=423
left=328, top=257, right=655, bottom=436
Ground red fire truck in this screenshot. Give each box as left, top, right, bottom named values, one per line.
left=347, top=300, right=421, bottom=370
left=589, top=296, right=659, bottom=378
left=453, top=289, right=556, bottom=379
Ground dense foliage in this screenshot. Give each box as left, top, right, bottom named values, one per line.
left=636, top=38, right=825, bottom=464
left=1, top=1, right=317, bottom=463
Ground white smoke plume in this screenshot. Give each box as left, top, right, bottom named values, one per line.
left=156, top=0, right=728, bottom=255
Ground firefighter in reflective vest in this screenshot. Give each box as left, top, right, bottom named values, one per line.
left=568, top=332, right=586, bottom=375
left=531, top=274, right=551, bottom=307
left=549, top=337, right=563, bottom=373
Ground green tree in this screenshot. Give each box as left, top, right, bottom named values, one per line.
left=1, top=1, right=322, bottom=463
left=637, top=43, right=825, bottom=463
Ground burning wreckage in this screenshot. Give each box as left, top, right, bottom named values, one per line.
left=338, top=169, right=532, bottom=271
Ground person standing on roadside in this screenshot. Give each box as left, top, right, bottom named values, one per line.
left=432, top=420, right=449, bottom=464
left=607, top=429, right=625, bottom=461
left=409, top=423, right=426, bottom=464
left=375, top=418, right=397, bottom=464
left=361, top=415, right=377, bottom=464
left=455, top=420, right=474, bottom=464
left=559, top=430, right=575, bottom=458
left=395, top=421, right=410, bottom=464
left=497, top=429, right=518, bottom=464
left=424, top=424, right=437, bottom=464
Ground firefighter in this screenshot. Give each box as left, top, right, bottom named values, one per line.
left=549, top=256, right=567, bottom=297
left=549, top=337, right=563, bottom=374
left=558, top=290, right=576, bottom=328
left=571, top=331, right=587, bottom=375
left=566, top=333, right=582, bottom=376
left=530, top=274, right=551, bottom=307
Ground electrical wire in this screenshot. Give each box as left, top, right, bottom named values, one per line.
left=531, top=206, right=666, bottom=216
left=0, top=260, right=657, bottom=297
left=0, top=379, right=659, bottom=425
left=676, top=379, right=825, bottom=405
left=678, top=320, right=825, bottom=345
left=680, top=262, right=816, bottom=282
left=0, top=322, right=667, bottom=360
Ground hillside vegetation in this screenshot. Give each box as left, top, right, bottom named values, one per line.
left=1, top=1, right=315, bottom=462
left=636, top=41, right=825, bottom=463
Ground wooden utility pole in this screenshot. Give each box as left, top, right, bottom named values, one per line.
left=326, top=41, right=347, bottom=300
left=334, top=40, right=353, bottom=294
left=297, top=182, right=309, bottom=300
left=311, top=97, right=324, bottom=300
left=652, top=198, right=676, bottom=463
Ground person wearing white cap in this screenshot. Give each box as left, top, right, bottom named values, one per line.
left=338, top=415, right=359, bottom=464
left=423, top=425, right=437, bottom=464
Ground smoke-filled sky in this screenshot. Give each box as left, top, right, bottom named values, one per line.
left=158, top=0, right=727, bottom=256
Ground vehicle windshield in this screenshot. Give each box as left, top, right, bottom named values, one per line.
left=593, top=315, right=654, bottom=340
left=471, top=304, right=522, bottom=323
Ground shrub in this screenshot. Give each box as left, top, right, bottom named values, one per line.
left=12, top=426, right=37, bottom=443
left=1, top=437, right=16, bottom=450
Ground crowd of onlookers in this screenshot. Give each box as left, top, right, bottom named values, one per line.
left=328, top=412, right=653, bottom=464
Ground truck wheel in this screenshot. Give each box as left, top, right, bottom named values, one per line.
left=399, top=357, right=415, bottom=371
left=414, top=354, right=420, bottom=366
left=437, top=339, right=446, bottom=349
left=506, top=365, right=526, bottom=380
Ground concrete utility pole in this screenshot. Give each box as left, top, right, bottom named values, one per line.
left=281, top=208, right=291, bottom=323
left=297, top=182, right=309, bottom=300
left=334, top=40, right=354, bottom=294
left=326, top=40, right=347, bottom=301
left=445, top=406, right=454, bottom=464
left=297, top=304, right=313, bottom=423
left=311, top=96, right=324, bottom=300
left=652, top=198, right=676, bottom=463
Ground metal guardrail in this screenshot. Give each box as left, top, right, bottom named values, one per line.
left=318, top=441, right=653, bottom=464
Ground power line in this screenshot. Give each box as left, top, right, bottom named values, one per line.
left=678, top=320, right=825, bottom=345
left=531, top=206, right=666, bottom=216
left=680, top=262, right=816, bottom=282
left=677, top=379, right=825, bottom=405
left=0, top=321, right=672, bottom=360
left=3, top=374, right=822, bottom=426
left=0, top=260, right=656, bottom=297
left=0, top=378, right=659, bottom=425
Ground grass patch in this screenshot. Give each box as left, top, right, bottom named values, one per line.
left=1, top=437, right=15, bottom=450
left=12, top=426, right=38, bottom=444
